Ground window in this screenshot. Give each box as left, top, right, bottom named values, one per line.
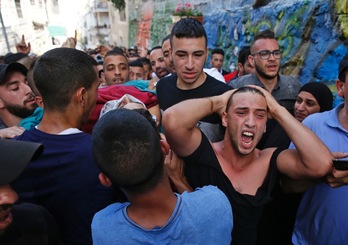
left=51, top=0, right=59, bottom=14
left=120, top=9, right=126, bottom=21
left=15, top=0, right=23, bottom=18
left=30, top=0, right=35, bottom=5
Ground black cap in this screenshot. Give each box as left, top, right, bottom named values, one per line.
left=0, top=62, right=28, bottom=85
left=0, top=139, right=43, bottom=185
left=128, top=46, right=138, bottom=51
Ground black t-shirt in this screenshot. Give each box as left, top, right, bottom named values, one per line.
left=184, top=132, right=284, bottom=245
left=0, top=203, right=62, bottom=245
left=156, top=73, right=232, bottom=142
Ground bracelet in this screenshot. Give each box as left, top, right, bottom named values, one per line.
left=206, top=97, right=214, bottom=114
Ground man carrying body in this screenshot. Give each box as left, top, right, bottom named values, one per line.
left=162, top=86, right=333, bottom=245
left=290, top=53, right=348, bottom=245
left=103, top=49, right=130, bottom=86
left=149, top=46, right=170, bottom=79
left=11, top=48, right=114, bottom=245
left=0, top=63, right=37, bottom=138
left=129, top=59, right=146, bottom=81
left=156, top=18, right=232, bottom=142
left=162, top=35, right=176, bottom=74
left=91, top=108, right=233, bottom=244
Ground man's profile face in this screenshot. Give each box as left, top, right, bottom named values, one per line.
left=223, top=92, right=267, bottom=155
left=171, top=36, right=207, bottom=88
left=210, top=53, right=224, bottom=71
left=249, top=38, right=280, bottom=80
left=149, top=49, right=169, bottom=79
left=0, top=184, right=18, bottom=233
left=143, top=64, right=152, bottom=80
left=162, top=39, right=175, bottom=74
left=240, top=59, right=255, bottom=76
left=0, top=71, right=37, bottom=119
left=82, top=68, right=100, bottom=123
left=103, top=55, right=129, bottom=85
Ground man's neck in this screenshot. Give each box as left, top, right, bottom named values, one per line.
left=256, top=73, right=278, bottom=93
left=338, top=103, right=348, bottom=130
left=176, top=72, right=207, bottom=90
left=126, top=178, right=178, bottom=229
left=37, top=111, right=82, bottom=134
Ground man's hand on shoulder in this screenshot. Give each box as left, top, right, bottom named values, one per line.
left=0, top=126, right=25, bottom=139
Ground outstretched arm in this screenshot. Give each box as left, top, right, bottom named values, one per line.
left=252, top=85, right=333, bottom=179
left=162, top=90, right=234, bottom=157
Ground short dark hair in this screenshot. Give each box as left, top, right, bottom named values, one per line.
left=226, top=86, right=266, bottom=112
left=170, top=18, right=207, bottom=48
left=150, top=46, right=162, bottom=54
left=105, top=49, right=128, bottom=60
left=250, top=29, right=276, bottom=51
left=92, top=109, right=164, bottom=194
left=211, top=48, right=225, bottom=56
left=162, top=34, right=170, bottom=46
left=139, top=57, right=151, bottom=67
left=238, top=46, right=251, bottom=65
left=339, top=69, right=347, bottom=83
left=129, top=59, right=144, bottom=68
left=34, top=48, right=97, bottom=111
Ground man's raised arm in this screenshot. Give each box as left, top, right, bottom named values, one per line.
left=253, top=85, right=333, bottom=179
left=162, top=90, right=234, bottom=157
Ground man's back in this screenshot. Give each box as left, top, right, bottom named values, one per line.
left=12, top=128, right=113, bottom=245
left=92, top=185, right=232, bottom=245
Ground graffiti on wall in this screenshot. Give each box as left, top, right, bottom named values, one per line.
left=134, top=0, right=348, bottom=103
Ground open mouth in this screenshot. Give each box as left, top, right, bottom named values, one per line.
left=241, top=131, right=254, bottom=145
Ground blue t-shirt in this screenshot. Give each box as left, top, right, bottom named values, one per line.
left=289, top=103, right=348, bottom=245
left=92, top=185, right=233, bottom=245
left=12, top=128, right=114, bottom=245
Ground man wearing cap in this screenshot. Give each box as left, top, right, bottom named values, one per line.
left=0, top=139, right=61, bottom=244
left=0, top=62, right=37, bottom=138
left=290, top=53, right=348, bottom=245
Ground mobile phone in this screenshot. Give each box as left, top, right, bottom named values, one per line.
left=332, top=159, right=348, bottom=170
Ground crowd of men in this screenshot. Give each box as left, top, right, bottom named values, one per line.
left=0, top=17, right=347, bottom=245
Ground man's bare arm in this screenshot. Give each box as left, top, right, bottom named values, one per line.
left=162, top=90, right=234, bottom=157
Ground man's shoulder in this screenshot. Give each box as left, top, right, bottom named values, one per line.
left=94, top=202, right=126, bottom=220
left=229, top=74, right=255, bottom=88
left=182, top=185, right=230, bottom=208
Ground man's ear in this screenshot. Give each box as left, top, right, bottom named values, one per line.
left=35, top=96, right=44, bottom=108
left=98, top=173, right=112, bottom=187
left=248, top=54, right=254, bottom=67
left=159, top=133, right=170, bottom=155
left=0, top=97, right=5, bottom=109
left=238, top=62, right=244, bottom=73
left=336, top=79, right=345, bottom=98
left=75, top=87, right=86, bottom=106
left=221, top=111, right=228, bottom=127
